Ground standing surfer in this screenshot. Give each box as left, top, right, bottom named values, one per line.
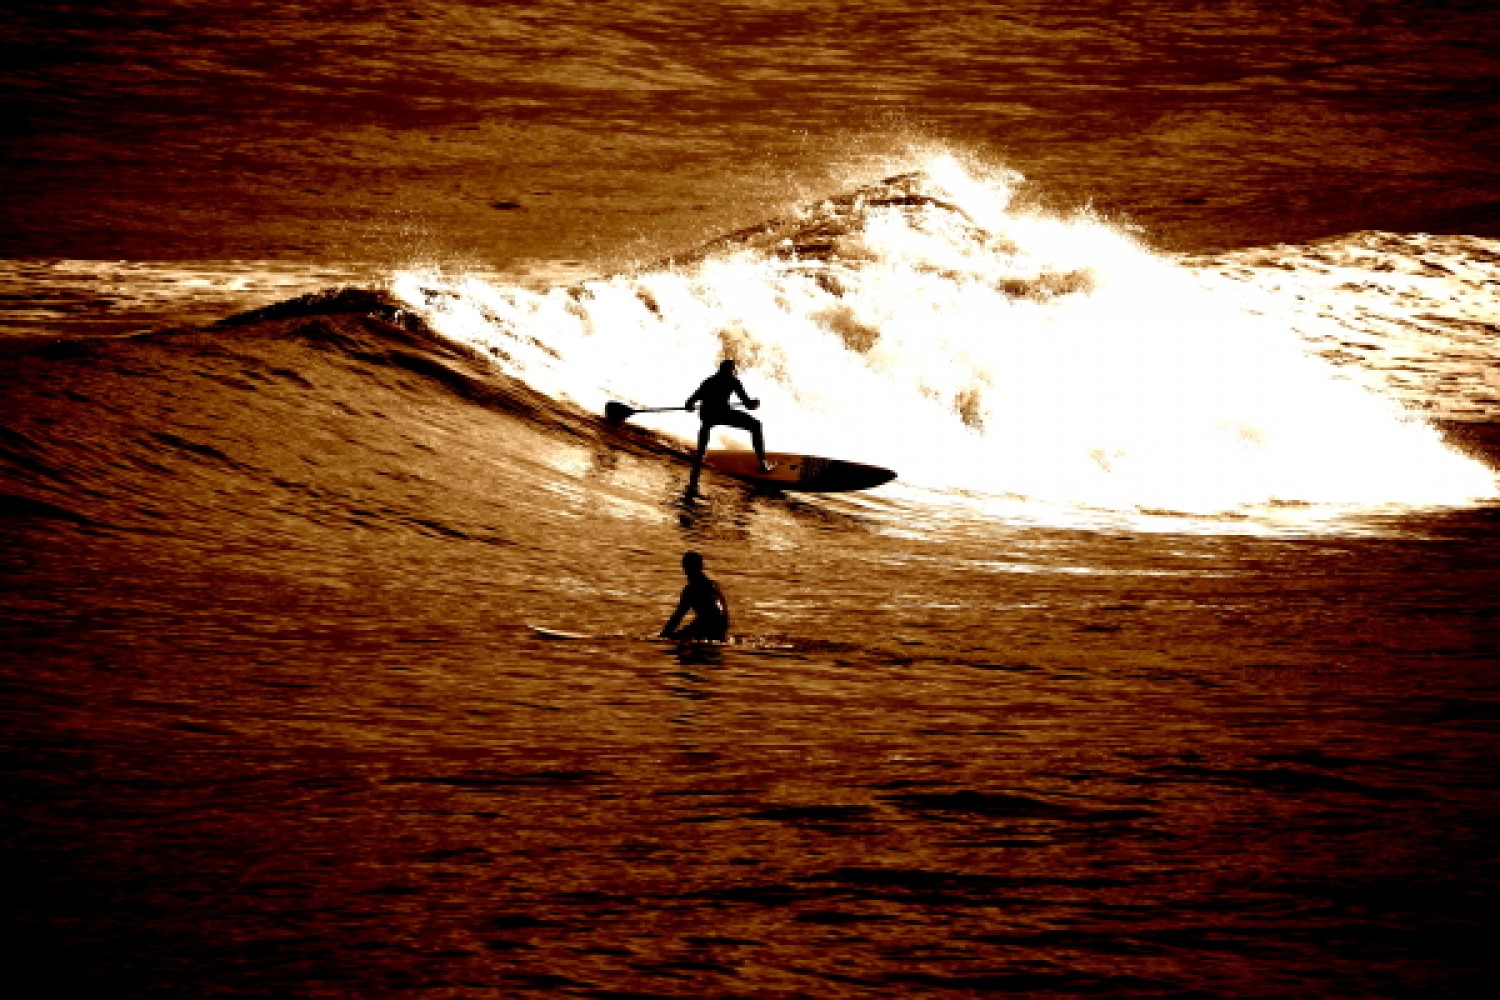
left=685, top=358, right=773, bottom=494
left=660, top=550, right=730, bottom=642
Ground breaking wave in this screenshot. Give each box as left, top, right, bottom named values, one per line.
left=392, top=155, right=1497, bottom=516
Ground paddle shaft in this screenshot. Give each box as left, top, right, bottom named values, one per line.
left=605, top=400, right=755, bottom=424
left=628, top=405, right=692, bottom=416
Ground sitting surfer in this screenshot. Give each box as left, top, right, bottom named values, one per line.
left=685, top=358, right=773, bottom=494
left=660, top=550, right=730, bottom=642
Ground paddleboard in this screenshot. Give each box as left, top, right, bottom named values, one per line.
left=702, top=450, right=895, bottom=492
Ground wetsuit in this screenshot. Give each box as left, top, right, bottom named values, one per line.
left=686, top=367, right=767, bottom=486
left=687, top=369, right=761, bottom=437
left=662, top=574, right=730, bottom=641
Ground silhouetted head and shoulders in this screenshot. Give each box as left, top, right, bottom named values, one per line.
left=660, top=550, right=730, bottom=642
left=688, top=358, right=757, bottom=416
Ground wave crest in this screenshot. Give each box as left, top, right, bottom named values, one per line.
left=394, top=155, right=1497, bottom=516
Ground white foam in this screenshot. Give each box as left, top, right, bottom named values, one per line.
left=391, top=154, right=1497, bottom=516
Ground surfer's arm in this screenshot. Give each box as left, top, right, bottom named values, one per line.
left=660, top=591, right=690, bottom=637
left=730, top=377, right=756, bottom=408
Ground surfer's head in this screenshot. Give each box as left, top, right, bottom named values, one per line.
left=717, top=359, right=736, bottom=375
left=681, top=550, right=705, bottom=576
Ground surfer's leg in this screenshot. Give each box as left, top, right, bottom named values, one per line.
left=721, top=410, right=772, bottom=471
left=749, top=422, right=769, bottom=470
left=745, top=418, right=771, bottom=471
left=687, top=421, right=712, bottom=493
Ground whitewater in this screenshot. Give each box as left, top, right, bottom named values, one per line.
left=5, top=2, right=1500, bottom=995
left=388, top=156, right=1496, bottom=519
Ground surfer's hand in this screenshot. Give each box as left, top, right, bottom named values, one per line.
left=748, top=399, right=760, bottom=410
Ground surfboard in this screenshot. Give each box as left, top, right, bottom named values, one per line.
left=527, top=624, right=730, bottom=647
left=526, top=625, right=596, bottom=641
left=527, top=624, right=794, bottom=651
left=702, top=450, right=896, bottom=492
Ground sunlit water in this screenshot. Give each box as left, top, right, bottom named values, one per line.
left=2, top=2, right=1499, bottom=997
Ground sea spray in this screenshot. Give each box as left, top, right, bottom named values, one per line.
left=392, top=156, right=1496, bottom=515
left=1192, top=231, right=1500, bottom=422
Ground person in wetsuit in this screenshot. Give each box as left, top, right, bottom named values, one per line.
left=660, top=550, right=730, bottom=642
left=685, top=358, right=772, bottom=494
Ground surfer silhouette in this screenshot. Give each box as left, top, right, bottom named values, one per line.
left=660, top=550, right=730, bottom=642
left=685, top=358, right=772, bottom=494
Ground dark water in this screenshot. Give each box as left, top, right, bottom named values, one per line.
left=3, top=2, right=1500, bottom=997
left=3, top=0, right=1499, bottom=264
left=2, top=292, right=1497, bottom=997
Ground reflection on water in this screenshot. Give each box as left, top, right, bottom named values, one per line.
left=5, top=479, right=1499, bottom=995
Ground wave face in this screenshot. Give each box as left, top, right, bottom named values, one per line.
left=393, top=157, right=1497, bottom=517
left=3, top=174, right=1499, bottom=1000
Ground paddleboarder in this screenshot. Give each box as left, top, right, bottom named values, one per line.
left=685, top=358, right=772, bottom=493
left=660, top=550, right=730, bottom=642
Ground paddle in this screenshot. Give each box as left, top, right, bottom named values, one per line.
left=604, top=400, right=757, bottom=425
left=603, top=401, right=689, bottom=424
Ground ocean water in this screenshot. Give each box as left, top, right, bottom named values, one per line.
left=3, top=2, right=1499, bottom=997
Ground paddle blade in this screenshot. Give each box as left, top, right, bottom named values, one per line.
left=603, top=401, right=636, bottom=424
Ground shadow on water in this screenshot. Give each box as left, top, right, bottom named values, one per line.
left=666, top=654, right=720, bottom=729
left=669, top=479, right=889, bottom=547
left=670, top=641, right=726, bottom=671
left=669, top=484, right=758, bottom=541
